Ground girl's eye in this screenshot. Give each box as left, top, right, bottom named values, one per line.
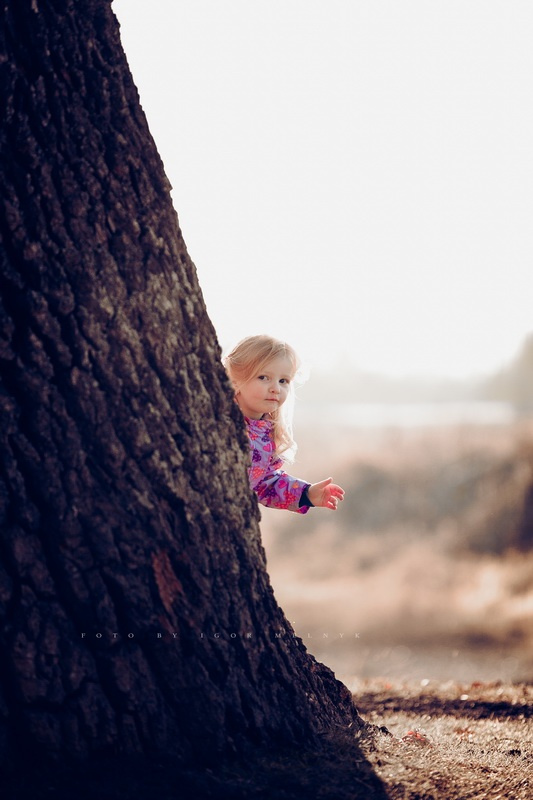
left=257, top=375, right=267, bottom=381
left=279, top=378, right=289, bottom=385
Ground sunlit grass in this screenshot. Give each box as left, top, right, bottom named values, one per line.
left=357, top=680, right=532, bottom=800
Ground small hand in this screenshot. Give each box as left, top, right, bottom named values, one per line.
left=308, top=478, right=345, bottom=510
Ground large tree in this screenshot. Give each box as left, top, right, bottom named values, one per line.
left=0, top=0, right=369, bottom=774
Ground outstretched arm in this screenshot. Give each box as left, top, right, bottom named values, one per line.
left=307, top=477, right=345, bottom=510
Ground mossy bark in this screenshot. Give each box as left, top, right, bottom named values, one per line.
left=0, top=0, right=363, bottom=764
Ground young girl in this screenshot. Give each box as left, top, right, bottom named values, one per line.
left=224, top=334, right=345, bottom=514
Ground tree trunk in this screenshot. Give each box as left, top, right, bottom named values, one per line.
left=0, top=0, right=364, bottom=764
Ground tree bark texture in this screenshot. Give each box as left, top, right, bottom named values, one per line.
left=0, top=0, right=363, bottom=764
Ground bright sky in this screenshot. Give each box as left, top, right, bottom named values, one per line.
left=113, top=0, right=532, bottom=378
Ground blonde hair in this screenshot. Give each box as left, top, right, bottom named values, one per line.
left=224, top=334, right=300, bottom=461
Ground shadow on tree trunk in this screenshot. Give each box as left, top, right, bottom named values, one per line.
left=1, top=732, right=388, bottom=800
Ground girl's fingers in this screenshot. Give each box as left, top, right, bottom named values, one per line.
left=326, top=487, right=344, bottom=509
left=309, top=479, right=345, bottom=508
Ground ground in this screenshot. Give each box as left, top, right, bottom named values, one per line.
left=357, top=678, right=532, bottom=800
left=1, top=680, right=530, bottom=799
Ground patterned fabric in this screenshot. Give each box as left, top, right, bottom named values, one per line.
left=245, top=416, right=310, bottom=514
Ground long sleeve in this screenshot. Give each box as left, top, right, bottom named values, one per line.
left=245, top=417, right=311, bottom=514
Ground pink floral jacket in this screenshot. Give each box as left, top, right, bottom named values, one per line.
left=245, top=417, right=311, bottom=513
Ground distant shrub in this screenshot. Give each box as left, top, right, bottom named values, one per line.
left=342, top=445, right=533, bottom=554
left=274, top=425, right=533, bottom=555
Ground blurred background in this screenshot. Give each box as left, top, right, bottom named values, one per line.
left=113, top=1, right=533, bottom=684
left=261, top=383, right=533, bottom=686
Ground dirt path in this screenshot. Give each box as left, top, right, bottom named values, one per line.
left=356, top=680, right=531, bottom=720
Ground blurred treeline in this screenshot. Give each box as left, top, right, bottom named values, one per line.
left=480, top=334, right=533, bottom=413
left=300, top=333, right=533, bottom=410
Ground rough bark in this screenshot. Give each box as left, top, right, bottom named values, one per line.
left=0, top=0, right=363, bottom=765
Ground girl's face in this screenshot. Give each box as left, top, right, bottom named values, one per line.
left=235, top=355, right=294, bottom=419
